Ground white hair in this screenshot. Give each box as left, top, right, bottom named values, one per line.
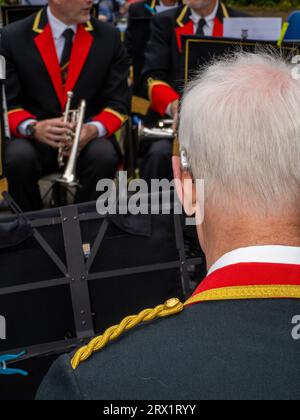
left=179, top=52, right=300, bottom=216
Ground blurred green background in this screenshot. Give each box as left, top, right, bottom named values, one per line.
left=228, top=0, right=299, bottom=19
left=0, top=0, right=298, bottom=19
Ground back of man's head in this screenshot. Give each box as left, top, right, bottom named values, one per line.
left=179, top=52, right=300, bottom=218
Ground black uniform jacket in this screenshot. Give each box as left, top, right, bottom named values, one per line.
left=142, top=2, right=249, bottom=115
left=37, top=261, right=300, bottom=400
left=0, top=8, right=130, bottom=138
left=124, top=0, right=182, bottom=97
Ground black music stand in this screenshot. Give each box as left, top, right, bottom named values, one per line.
left=1, top=4, right=99, bottom=26
left=0, top=56, right=8, bottom=200
left=182, top=35, right=300, bottom=83
left=0, top=192, right=203, bottom=399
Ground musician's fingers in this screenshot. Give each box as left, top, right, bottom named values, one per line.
left=43, top=139, right=61, bottom=149
left=51, top=120, right=74, bottom=130
left=63, top=141, right=72, bottom=150
left=45, top=133, right=68, bottom=143
left=48, top=126, right=70, bottom=136
left=62, top=150, right=71, bottom=157
left=68, top=122, right=76, bottom=129
left=45, top=129, right=72, bottom=144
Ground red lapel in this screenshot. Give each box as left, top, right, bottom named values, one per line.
left=212, top=16, right=224, bottom=37
left=193, top=262, right=300, bottom=298
left=175, top=20, right=194, bottom=53
left=63, top=25, right=94, bottom=108
left=175, top=12, right=224, bottom=53
left=34, top=24, right=64, bottom=108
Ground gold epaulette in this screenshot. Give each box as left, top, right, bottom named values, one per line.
left=71, top=298, right=184, bottom=370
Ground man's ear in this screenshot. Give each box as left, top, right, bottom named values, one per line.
left=172, top=156, right=196, bottom=216
left=172, top=156, right=183, bottom=204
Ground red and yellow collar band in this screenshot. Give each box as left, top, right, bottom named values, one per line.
left=185, top=262, right=300, bottom=306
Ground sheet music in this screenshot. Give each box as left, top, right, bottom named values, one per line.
left=224, top=18, right=283, bottom=41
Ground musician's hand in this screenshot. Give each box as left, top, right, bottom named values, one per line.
left=34, top=118, right=73, bottom=149
left=78, top=124, right=99, bottom=152
left=170, top=100, right=179, bottom=132
left=62, top=125, right=98, bottom=158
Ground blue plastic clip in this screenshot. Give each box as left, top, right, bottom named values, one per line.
left=0, top=351, right=28, bottom=376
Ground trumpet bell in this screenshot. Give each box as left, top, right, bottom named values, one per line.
left=56, top=173, right=77, bottom=187
left=138, top=120, right=175, bottom=140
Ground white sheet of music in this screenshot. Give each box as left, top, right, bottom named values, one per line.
left=223, top=18, right=283, bottom=41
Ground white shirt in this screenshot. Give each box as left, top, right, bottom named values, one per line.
left=19, top=7, right=106, bottom=138
left=190, top=0, right=220, bottom=36
left=156, top=2, right=178, bottom=14
left=208, top=245, right=300, bottom=275
left=47, top=6, right=77, bottom=63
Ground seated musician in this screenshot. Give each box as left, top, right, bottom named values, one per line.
left=1, top=0, right=130, bottom=211
left=140, top=0, right=248, bottom=183
left=124, top=0, right=181, bottom=99
left=37, top=52, right=300, bottom=400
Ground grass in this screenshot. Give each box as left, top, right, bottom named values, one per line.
left=237, top=5, right=294, bottom=19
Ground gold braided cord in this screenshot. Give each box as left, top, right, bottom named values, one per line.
left=71, top=284, right=300, bottom=371
left=71, top=298, right=184, bottom=370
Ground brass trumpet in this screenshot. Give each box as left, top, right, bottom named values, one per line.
left=57, top=91, right=86, bottom=186
left=138, top=119, right=175, bottom=140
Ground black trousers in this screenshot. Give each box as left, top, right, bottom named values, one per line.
left=139, top=139, right=173, bottom=184
left=5, top=137, right=119, bottom=212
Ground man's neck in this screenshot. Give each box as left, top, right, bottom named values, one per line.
left=48, top=5, right=76, bottom=26
left=192, top=0, right=218, bottom=18
left=200, top=214, right=300, bottom=271
left=160, top=0, right=177, bottom=6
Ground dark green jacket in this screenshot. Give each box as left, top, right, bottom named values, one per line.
left=37, top=298, right=300, bottom=400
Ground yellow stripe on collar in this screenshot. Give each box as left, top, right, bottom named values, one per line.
left=32, top=9, right=43, bottom=34
left=150, top=0, right=157, bottom=10
left=220, top=2, right=229, bottom=18
left=32, top=10, right=94, bottom=33
left=186, top=285, right=300, bottom=306
left=176, top=5, right=189, bottom=28
left=84, top=21, right=94, bottom=32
